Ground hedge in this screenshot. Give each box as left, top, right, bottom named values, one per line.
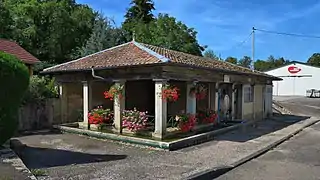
left=0, top=51, right=29, bottom=145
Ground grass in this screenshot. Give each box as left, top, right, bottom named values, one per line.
left=30, top=169, right=47, bottom=176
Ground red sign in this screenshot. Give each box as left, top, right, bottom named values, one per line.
left=288, top=66, right=301, bottom=74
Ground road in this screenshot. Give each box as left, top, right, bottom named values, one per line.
left=216, top=96, right=320, bottom=180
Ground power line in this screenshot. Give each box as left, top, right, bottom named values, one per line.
left=254, top=28, right=320, bottom=39
left=229, top=31, right=253, bottom=50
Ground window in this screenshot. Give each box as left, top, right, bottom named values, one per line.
left=244, top=85, right=254, bottom=103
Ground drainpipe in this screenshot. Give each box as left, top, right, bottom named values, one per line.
left=91, top=66, right=113, bottom=82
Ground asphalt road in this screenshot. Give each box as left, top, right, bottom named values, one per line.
left=216, top=96, right=320, bottom=180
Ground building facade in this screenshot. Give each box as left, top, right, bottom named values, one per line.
left=265, top=62, right=320, bottom=96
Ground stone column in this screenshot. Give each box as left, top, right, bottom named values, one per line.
left=153, top=79, right=167, bottom=140
left=59, top=83, right=68, bottom=124
left=252, top=84, right=256, bottom=120
left=113, top=81, right=126, bottom=133
left=186, top=82, right=196, bottom=115
left=209, top=82, right=216, bottom=111
left=215, top=82, right=220, bottom=123
left=79, top=81, right=92, bottom=129
left=231, top=83, right=236, bottom=120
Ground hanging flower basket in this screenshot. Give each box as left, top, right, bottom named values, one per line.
left=104, top=84, right=124, bottom=101
left=175, top=114, right=197, bottom=132
left=189, top=84, right=208, bottom=100
left=161, top=84, right=179, bottom=102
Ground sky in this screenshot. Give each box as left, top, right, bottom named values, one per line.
left=76, top=0, right=320, bottom=62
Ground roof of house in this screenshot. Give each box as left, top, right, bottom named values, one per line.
left=0, top=39, right=40, bottom=64
left=43, top=41, right=280, bottom=80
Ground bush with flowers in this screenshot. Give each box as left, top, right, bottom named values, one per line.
left=175, top=114, right=197, bottom=132
left=161, top=84, right=179, bottom=102
left=88, top=106, right=114, bottom=125
left=122, top=108, right=148, bottom=132
left=104, top=83, right=124, bottom=101
left=196, top=109, right=217, bottom=124
left=189, top=83, right=208, bottom=100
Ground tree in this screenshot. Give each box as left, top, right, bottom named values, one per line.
left=204, top=49, right=218, bottom=59
left=254, top=59, right=270, bottom=71
left=0, top=52, right=29, bottom=145
left=123, top=0, right=155, bottom=32
left=225, top=56, right=238, bottom=64
left=0, top=1, right=13, bottom=39
left=3, top=0, right=96, bottom=64
left=238, top=56, right=252, bottom=68
left=75, top=13, right=128, bottom=58
left=307, top=53, right=320, bottom=67
left=134, top=14, right=205, bottom=56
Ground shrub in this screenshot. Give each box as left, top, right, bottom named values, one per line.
left=23, top=75, right=59, bottom=104
left=175, top=114, right=196, bottom=132
left=0, top=51, right=29, bottom=145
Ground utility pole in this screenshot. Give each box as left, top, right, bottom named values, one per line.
left=252, top=27, right=255, bottom=70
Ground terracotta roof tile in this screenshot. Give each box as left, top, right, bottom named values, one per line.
left=0, top=39, right=40, bottom=64
left=43, top=41, right=278, bottom=79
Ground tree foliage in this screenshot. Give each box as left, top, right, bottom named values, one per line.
left=225, top=56, right=238, bottom=64
left=123, top=0, right=155, bottom=32
left=0, top=52, right=29, bottom=145
left=134, top=14, right=205, bottom=56
left=2, top=0, right=96, bottom=64
left=238, top=56, right=252, bottom=68
left=75, top=13, right=128, bottom=58
left=204, top=49, right=218, bottom=59
left=307, top=53, right=320, bottom=67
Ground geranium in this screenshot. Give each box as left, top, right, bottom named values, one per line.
left=197, top=109, right=217, bottom=124
left=161, top=84, right=179, bottom=102
left=88, top=106, right=114, bottom=125
left=190, top=84, right=208, bottom=100
left=175, top=114, right=196, bottom=132
left=104, top=84, right=124, bottom=101
left=122, top=108, right=148, bottom=132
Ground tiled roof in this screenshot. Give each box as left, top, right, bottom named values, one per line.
left=0, top=39, right=40, bottom=64
left=43, top=41, right=278, bottom=79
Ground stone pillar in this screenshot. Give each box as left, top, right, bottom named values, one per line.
left=209, top=82, right=216, bottom=111
left=113, top=81, right=126, bottom=133
left=215, top=82, right=220, bottom=123
left=252, top=84, right=256, bottom=120
left=186, top=82, right=196, bottom=115
left=79, top=81, right=92, bottom=129
left=231, top=83, right=236, bottom=120
left=153, top=79, right=167, bottom=139
left=59, top=83, right=68, bottom=124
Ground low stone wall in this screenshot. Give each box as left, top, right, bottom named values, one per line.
left=18, top=98, right=60, bottom=131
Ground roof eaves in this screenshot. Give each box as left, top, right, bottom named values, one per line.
left=43, top=41, right=133, bottom=72
left=133, top=41, right=170, bottom=62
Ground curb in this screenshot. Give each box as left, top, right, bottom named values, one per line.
left=187, top=117, right=320, bottom=179
left=0, top=146, right=37, bottom=180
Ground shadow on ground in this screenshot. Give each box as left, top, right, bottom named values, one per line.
left=215, top=114, right=310, bottom=142
left=15, top=128, right=63, bottom=137
left=11, top=139, right=127, bottom=169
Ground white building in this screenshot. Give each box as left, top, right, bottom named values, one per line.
left=265, top=62, right=320, bottom=96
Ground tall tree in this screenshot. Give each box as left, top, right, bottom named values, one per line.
left=75, top=13, right=128, bottom=58
left=225, top=56, right=238, bottom=64
left=134, top=14, right=205, bottom=56
left=254, top=59, right=271, bottom=71
left=204, top=49, right=218, bottom=59
left=3, top=0, right=96, bottom=64
left=123, top=0, right=155, bottom=32
left=238, top=56, right=252, bottom=68
left=307, top=53, right=320, bottom=67
left=0, top=1, right=13, bottom=39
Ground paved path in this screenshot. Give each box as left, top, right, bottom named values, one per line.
left=216, top=121, right=320, bottom=180
left=12, top=114, right=316, bottom=180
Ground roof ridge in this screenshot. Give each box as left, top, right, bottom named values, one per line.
left=133, top=41, right=170, bottom=62
left=43, top=41, right=133, bottom=71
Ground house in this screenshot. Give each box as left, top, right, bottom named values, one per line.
left=0, top=39, right=40, bottom=75
left=265, top=61, right=320, bottom=96
left=42, top=41, right=280, bottom=139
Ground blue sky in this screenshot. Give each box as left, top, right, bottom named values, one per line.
left=77, top=0, right=320, bottom=62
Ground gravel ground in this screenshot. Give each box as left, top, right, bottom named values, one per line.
left=216, top=122, right=320, bottom=180
left=12, top=117, right=306, bottom=180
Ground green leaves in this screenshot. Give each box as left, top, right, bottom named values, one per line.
left=307, top=53, right=320, bottom=67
